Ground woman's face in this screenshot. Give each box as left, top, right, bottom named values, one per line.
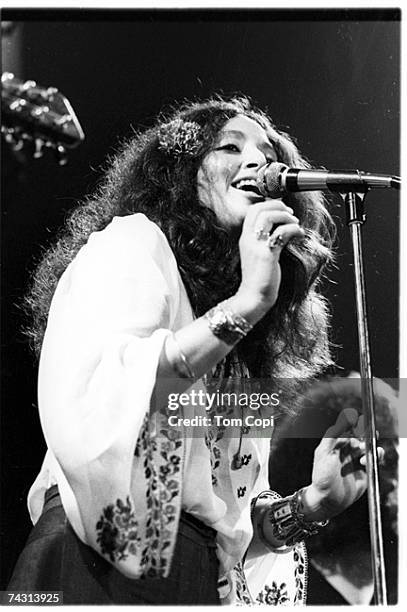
left=197, top=115, right=278, bottom=230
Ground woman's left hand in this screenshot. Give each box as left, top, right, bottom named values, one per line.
left=302, top=408, right=384, bottom=521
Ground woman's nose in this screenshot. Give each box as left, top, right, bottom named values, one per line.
left=243, top=147, right=267, bottom=169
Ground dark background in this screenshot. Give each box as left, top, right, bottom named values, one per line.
left=1, top=9, right=400, bottom=588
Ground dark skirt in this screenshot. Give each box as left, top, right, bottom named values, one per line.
left=7, top=486, right=220, bottom=605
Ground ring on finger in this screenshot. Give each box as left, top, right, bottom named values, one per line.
left=268, top=233, right=286, bottom=249
left=255, top=227, right=269, bottom=241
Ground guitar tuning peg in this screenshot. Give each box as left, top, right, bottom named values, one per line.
left=31, top=105, right=50, bottom=117
left=1, top=71, right=14, bottom=82
left=46, top=86, right=58, bottom=101
left=55, top=144, right=68, bottom=166
left=3, top=128, right=16, bottom=143
left=3, top=129, right=24, bottom=151
left=33, top=138, right=44, bottom=158
left=21, top=79, right=37, bottom=90
left=55, top=114, right=72, bottom=128
left=9, top=98, right=27, bottom=112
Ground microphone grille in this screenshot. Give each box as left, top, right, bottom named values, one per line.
left=257, top=162, right=288, bottom=198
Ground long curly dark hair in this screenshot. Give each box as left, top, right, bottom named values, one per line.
left=24, top=95, right=335, bottom=382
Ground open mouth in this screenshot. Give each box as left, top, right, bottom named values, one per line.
left=232, top=179, right=263, bottom=198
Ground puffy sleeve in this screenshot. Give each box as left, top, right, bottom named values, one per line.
left=37, top=213, right=185, bottom=578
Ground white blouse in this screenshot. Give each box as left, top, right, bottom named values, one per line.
left=28, top=213, right=307, bottom=605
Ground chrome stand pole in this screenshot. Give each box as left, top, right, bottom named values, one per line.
left=342, top=190, right=387, bottom=605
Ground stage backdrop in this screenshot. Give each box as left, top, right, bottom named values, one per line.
left=1, top=9, right=400, bottom=587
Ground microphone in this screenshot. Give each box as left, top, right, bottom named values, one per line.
left=257, top=162, right=401, bottom=198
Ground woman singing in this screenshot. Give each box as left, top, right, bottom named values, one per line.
left=8, top=96, right=375, bottom=604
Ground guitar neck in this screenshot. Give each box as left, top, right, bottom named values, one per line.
left=1, top=72, right=85, bottom=161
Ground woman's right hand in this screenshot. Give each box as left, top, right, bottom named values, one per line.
left=160, top=201, right=303, bottom=384
left=232, top=200, right=304, bottom=324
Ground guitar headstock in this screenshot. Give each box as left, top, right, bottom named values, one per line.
left=1, top=72, right=85, bottom=164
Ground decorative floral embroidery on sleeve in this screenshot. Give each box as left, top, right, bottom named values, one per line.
left=256, top=582, right=290, bottom=605
left=96, top=496, right=141, bottom=563
left=141, top=419, right=183, bottom=575
left=97, top=413, right=184, bottom=578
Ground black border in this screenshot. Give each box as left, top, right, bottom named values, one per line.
left=1, top=8, right=402, bottom=22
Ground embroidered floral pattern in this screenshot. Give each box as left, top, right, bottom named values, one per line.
left=234, top=562, right=253, bottom=605
left=237, top=486, right=247, bottom=498
left=140, top=415, right=183, bottom=575
left=96, top=496, right=141, bottom=563
left=293, top=542, right=307, bottom=604
left=99, top=413, right=184, bottom=578
left=249, top=489, right=309, bottom=605
left=204, top=374, right=254, bottom=485
left=241, top=453, right=252, bottom=466
left=256, top=582, right=290, bottom=605
left=204, top=429, right=223, bottom=486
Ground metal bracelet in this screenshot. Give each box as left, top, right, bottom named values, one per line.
left=262, top=489, right=329, bottom=548
left=205, top=301, right=253, bottom=345
left=168, top=333, right=196, bottom=379
left=218, top=300, right=253, bottom=336
left=290, top=488, right=330, bottom=533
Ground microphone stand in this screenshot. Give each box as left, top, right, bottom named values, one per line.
left=341, top=190, right=387, bottom=605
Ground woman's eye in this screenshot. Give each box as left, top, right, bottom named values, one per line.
left=218, top=143, right=240, bottom=153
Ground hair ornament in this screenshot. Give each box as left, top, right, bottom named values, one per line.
left=158, top=118, right=203, bottom=157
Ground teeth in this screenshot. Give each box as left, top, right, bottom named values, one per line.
left=233, top=179, right=262, bottom=196
left=234, top=179, right=259, bottom=191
